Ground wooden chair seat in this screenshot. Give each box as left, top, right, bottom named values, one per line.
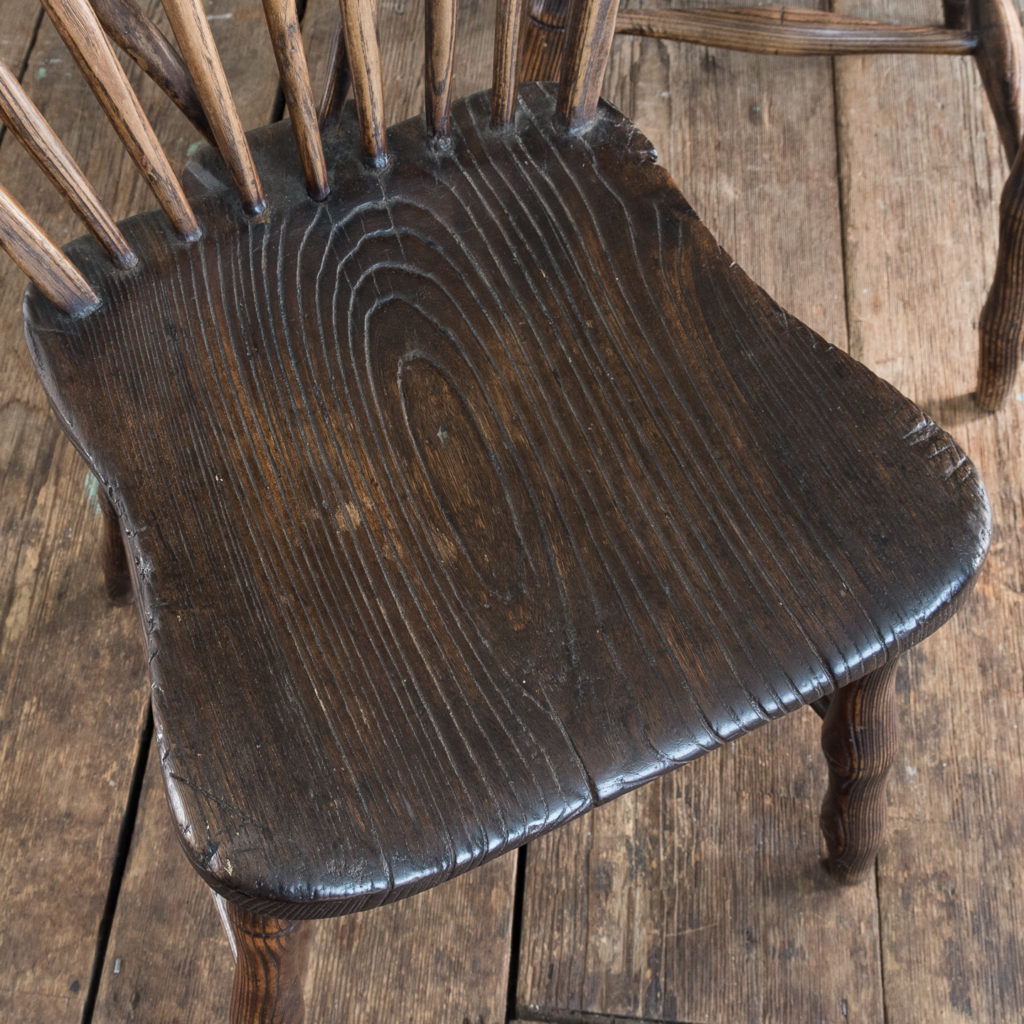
left=23, top=84, right=989, bottom=920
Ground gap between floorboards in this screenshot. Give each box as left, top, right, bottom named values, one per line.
left=513, top=1009, right=701, bottom=1024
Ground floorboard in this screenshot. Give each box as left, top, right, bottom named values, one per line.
left=835, top=1, right=1024, bottom=1020
left=0, top=9, right=155, bottom=1022
left=515, top=4, right=885, bottom=1022
left=1, top=0, right=1022, bottom=1022
left=92, top=3, right=519, bottom=1021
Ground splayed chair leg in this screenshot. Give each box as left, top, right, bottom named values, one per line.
left=225, top=902, right=313, bottom=1024
left=972, top=0, right=1024, bottom=408
left=99, top=490, right=132, bottom=602
left=978, top=143, right=1024, bottom=410
left=819, top=657, right=899, bottom=884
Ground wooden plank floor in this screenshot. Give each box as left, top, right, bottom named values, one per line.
left=1, top=1, right=1021, bottom=1022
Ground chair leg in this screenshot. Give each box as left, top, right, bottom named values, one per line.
left=99, top=490, right=132, bottom=602
left=225, top=903, right=313, bottom=1024
left=819, top=657, right=899, bottom=885
left=971, top=0, right=1024, bottom=408
left=978, top=142, right=1024, bottom=410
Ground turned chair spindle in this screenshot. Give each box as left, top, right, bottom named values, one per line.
left=342, top=0, right=388, bottom=163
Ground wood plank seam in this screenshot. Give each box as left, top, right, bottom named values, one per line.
left=79, top=705, right=155, bottom=1022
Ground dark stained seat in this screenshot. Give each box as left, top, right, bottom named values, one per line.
left=25, top=85, right=988, bottom=919
left=0, top=0, right=991, bottom=1018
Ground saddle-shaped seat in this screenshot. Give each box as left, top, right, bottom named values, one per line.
left=23, top=84, right=989, bottom=919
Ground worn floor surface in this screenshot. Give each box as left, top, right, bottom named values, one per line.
left=1, top=1, right=1021, bottom=1021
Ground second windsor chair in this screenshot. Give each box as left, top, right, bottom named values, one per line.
left=0, top=0, right=991, bottom=1020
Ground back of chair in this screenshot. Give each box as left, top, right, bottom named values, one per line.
left=0, top=0, right=622, bottom=318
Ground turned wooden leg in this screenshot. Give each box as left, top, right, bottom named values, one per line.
left=819, top=658, right=899, bottom=884
left=225, top=903, right=313, bottom=1024
left=99, top=490, right=132, bottom=602
left=972, top=0, right=1024, bottom=409
left=978, top=143, right=1024, bottom=410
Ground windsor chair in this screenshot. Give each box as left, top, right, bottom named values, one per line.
left=521, top=0, right=1024, bottom=412
left=0, top=0, right=991, bottom=1021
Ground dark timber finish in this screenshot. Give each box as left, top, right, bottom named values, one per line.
left=341, top=0, right=388, bottom=163
left=521, top=0, right=1024, bottom=410
left=24, top=85, right=989, bottom=920
left=226, top=905, right=312, bottom=1024
left=980, top=143, right=1024, bottom=409
left=100, top=489, right=132, bottom=603
left=820, top=657, right=900, bottom=883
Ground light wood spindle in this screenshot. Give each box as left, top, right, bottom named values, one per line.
left=0, top=183, right=100, bottom=316
left=613, top=8, right=977, bottom=57
left=91, top=0, right=214, bottom=144
left=426, top=0, right=458, bottom=138
left=262, top=0, right=329, bottom=199
left=0, top=59, right=135, bottom=266
left=317, top=14, right=351, bottom=131
left=161, top=0, right=266, bottom=214
left=339, top=0, right=388, bottom=163
left=40, top=0, right=199, bottom=239
left=558, top=0, right=619, bottom=130
left=491, top=0, right=525, bottom=127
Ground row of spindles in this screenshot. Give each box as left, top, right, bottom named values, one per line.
left=0, top=0, right=617, bottom=317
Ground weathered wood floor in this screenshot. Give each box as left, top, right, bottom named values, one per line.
left=1, top=1, right=1022, bottom=1021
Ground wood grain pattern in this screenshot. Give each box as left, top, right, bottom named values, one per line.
left=91, top=0, right=214, bottom=144
left=340, top=0, right=388, bottom=162
left=39, top=0, right=199, bottom=239
left=558, top=0, right=618, bottom=128
left=520, top=0, right=569, bottom=83
left=836, top=0, right=1024, bottom=1016
left=0, top=182, right=99, bottom=315
left=0, top=404, right=149, bottom=1024
left=820, top=657, right=899, bottom=883
left=316, top=13, right=351, bottom=131
left=979, top=141, right=1024, bottom=408
left=3, top=1, right=1021, bottom=1022
left=162, top=0, right=266, bottom=214
left=972, top=0, right=1024, bottom=160
left=615, top=6, right=976, bottom=55
left=226, top=904, right=312, bottom=1024
left=492, top=0, right=526, bottom=126
left=426, top=0, right=458, bottom=137
left=24, top=84, right=988, bottom=922
left=972, top=0, right=1024, bottom=408
left=262, top=0, right=329, bottom=200
left=516, top=20, right=887, bottom=1021
left=91, top=739, right=517, bottom=1023
left=0, top=58, right=135, bottom=267
left=0, top=6, right=280, bottom=1021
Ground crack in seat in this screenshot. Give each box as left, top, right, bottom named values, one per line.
left=24, top=83, right=989, bottom=919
